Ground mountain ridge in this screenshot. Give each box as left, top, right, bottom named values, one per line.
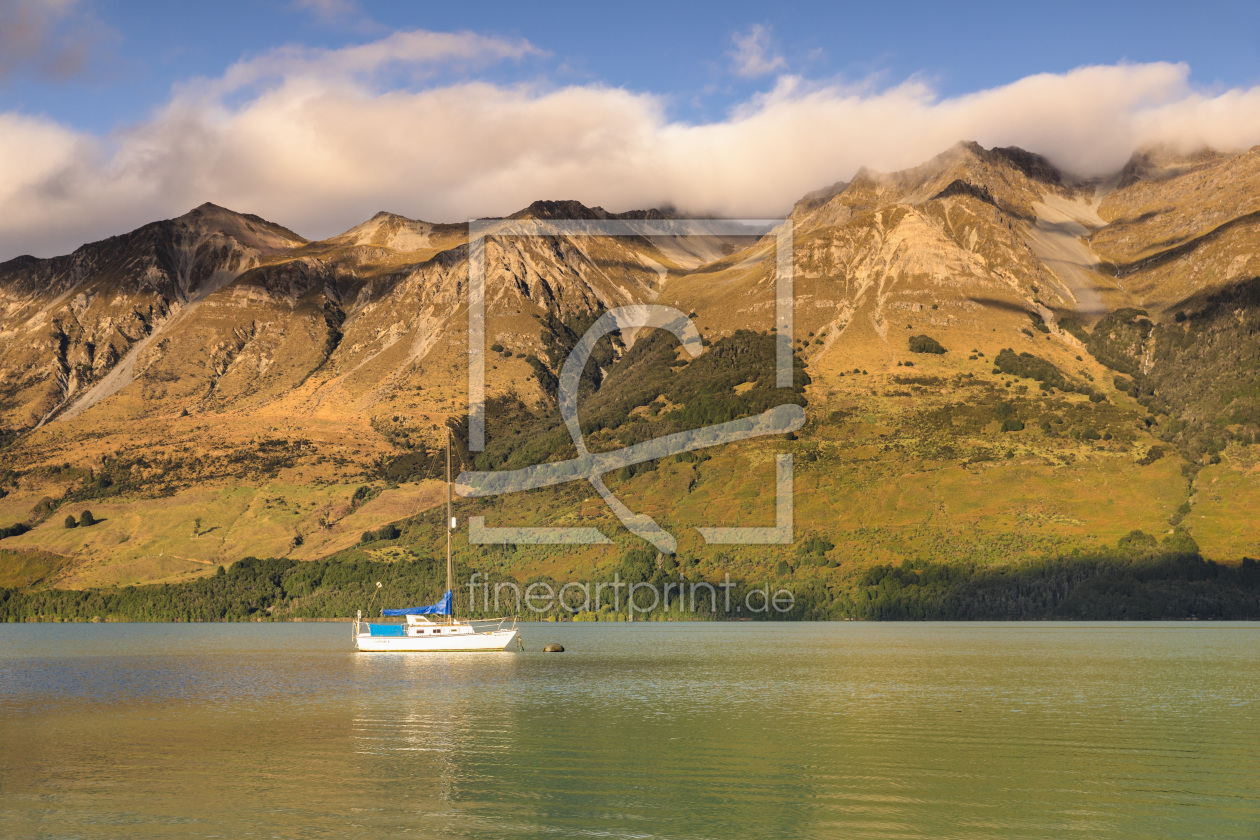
left=3, top=140, right=1260, bottom=592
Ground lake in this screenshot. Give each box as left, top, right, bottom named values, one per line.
left=1, top=622, right=1257, bottom=839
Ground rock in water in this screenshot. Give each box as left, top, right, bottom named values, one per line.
left=543, top=643, right=565, bottom=653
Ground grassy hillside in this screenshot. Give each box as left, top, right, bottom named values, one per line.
left=2, top=142, right=1260, bottom=612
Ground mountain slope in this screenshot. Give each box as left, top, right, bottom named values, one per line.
left=2, top=141, right=1260, bottom=592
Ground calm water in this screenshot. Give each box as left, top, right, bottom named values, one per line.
left=1, top=622, right=1257, bottom=839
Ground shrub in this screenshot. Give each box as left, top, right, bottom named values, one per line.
left=1117, top=529, right=1158, bottom=551
left=1001, top=418, right=1025, bottom=432
left=1162, top=526, right=1199, bottom=554
left=1058, top=316, right=1089, bottom=342
left=1088, top=392, right=1106, bottom=403
left=65, top=515, right=78, bottom=529
left=0, top=522, right=31, bottom=539
left=1169, top=500, right=1191, bottom=526
left=32, top=497, right=58, bottom=521
left=908, top=335, right=947, bottom=354
left=616, top=460, right=657, bottom=481
left=80, top=510, right=96, bottom=526
left=994, top=348, right=1074, bottom=392
left=619, top=547, right=656, bottom=584
left=360, top=523, right=401, bottom=544
left=350, top=485, right=380, bottom=510
left=798, top=534, right=835, bottom=556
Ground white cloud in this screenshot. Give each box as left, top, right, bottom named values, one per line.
left=190, top=29, right=544, bottom=98
left=729, top=24, right=786, bottom=78
left=3, top=35, right=1260, bottom=260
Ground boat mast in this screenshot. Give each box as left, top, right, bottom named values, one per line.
left=446, top=426, right=454, bottom=623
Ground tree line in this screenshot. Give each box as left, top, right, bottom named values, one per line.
left=2, top=545, right=1258, bottom=622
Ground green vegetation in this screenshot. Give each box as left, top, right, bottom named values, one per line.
left=908, top=335, right=947, bottom=354
left=0, top=522, right=31, bottom=539
left=993, top=349, right=1077, bottom=392
left=1057, top=315, right=1089, bottom=343
left=0, top=556, right=448, bottom=623
left=3, top=439, right=323, bottom=518
left=1081, top=281, right=1260, bottom=464
left=376, top=448, right=446, bottom=483
left=350, top=484, right=380, bottom=510
left=1084, top=308, right=1151, bottom=377
left=795, top=534, right=836, bottom=567
left=361, top=524, right=401, bottom=544
left=3, top=545, right=1257, bottom=622
left=474, top=329, right=808, bottom=472
left=0, top=549, right=70, bottom=589
left=837, top=551, right=1260, bottom=620
left=62, top=510, right=97, bottom=529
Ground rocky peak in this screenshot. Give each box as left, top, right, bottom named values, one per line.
left=1116, top=145, right=1234, bottom=188
left=510, top=199, right=612, bottom=221
left=984, top=146, right=1063, bottom=186
left=171, top=203, right=307, bottom=253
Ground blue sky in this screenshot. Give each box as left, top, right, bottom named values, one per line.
left=7, top=0, right=1259, bottom=132
left=2, top=0, right=1260, bottom=257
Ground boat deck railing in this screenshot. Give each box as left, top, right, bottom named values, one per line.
left=466, top=616, right=519, bottom=633
left=354, top=612, right=519, bottom=637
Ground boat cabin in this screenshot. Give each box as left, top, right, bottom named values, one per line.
left=402, top=614, right=474, bottom=636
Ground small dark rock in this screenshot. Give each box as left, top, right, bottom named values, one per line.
left=543, top=643, right=565, bottom=653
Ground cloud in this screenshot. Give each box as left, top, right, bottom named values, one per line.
left=190, top=29, right=544, bottom=98
left=0, top=0, right=109, bottom=82
left=3, top=35, right=1260, bottom=260
left=729, top=24, right=786, bottom=78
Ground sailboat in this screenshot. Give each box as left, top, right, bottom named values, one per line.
left=352, top=429, right=520, bottom=652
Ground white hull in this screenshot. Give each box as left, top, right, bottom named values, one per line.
left=354, top=627, right=518, bottom=652
left=353, top=612, right=519, bottom=652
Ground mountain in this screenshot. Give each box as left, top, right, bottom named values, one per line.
left=2, top=141, right=1259, bottom=603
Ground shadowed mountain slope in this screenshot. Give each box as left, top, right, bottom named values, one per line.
left=2, top=141, right=1260, bottom=592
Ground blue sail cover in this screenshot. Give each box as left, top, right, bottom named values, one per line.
left=383, top=590, right=452, bottom=616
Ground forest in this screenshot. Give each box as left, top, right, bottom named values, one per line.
left=3, top=544, right=1258, bottom=623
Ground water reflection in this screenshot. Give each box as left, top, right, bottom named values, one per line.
left=0, top=622, right=1257, bottom=839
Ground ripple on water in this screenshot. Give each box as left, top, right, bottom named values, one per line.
left=1, top=622, right=1257, bottom=840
